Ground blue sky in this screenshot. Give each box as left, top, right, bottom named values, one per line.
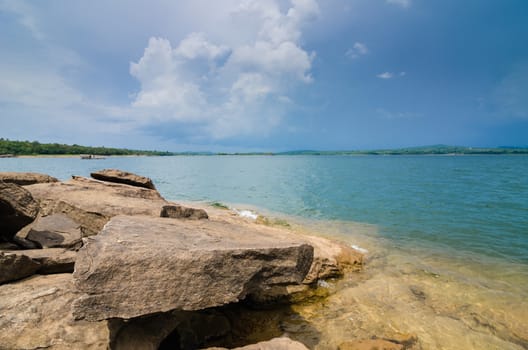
left=1, top=0, right=527, bottom=151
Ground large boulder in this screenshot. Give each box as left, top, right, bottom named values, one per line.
left=25, top=213, right=83, bottom=249
left=2, top=248, right=76, bottom=274
left=0, top=274, right=109, bottom=349
left=90, top=169, right=156, bottom=190
left=0, top=172, right=59, bottom=186
left=0, top=181, right=39, bottom=241
left=26, top=176, right=169, bottom=218
left=73, top=215, right=314, bottom=321
left=0, top=252, right=41, bottom=284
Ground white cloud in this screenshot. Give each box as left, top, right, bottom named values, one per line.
left=345, top=42, right=368, bottom=59
left=376, top=71, right=406, bottom=79
left=377, top=72, right=394, bottom=79
left=386, top=0, right=411, bottom=8
left=376, top=108, right=421, bottom=120
left=129, top=0, right=318, bottom=139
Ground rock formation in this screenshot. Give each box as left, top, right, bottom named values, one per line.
left=90, top=168, right=157, bottom=189
left=73, top=215, right=314, bottom=321
left=0, top=181, right=39, bottom=241
left=0, top=171, right=59, bottom=186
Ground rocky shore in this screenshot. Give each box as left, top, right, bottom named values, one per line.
left=0, top=169, right=418, bottom=349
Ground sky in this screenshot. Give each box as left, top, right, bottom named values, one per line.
left=1, top=0, right=527, bottom=152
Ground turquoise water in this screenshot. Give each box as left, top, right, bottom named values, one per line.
left=3, top=155, right=528, bottom=348
left=2, top=155, right=527, bottom=266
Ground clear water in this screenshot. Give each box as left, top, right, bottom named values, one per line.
left=2, top=155, right=527, bottom=349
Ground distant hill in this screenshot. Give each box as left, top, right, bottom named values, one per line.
left=1, top=139, right=527, bottom=156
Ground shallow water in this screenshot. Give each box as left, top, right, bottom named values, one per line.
left=1, top=155, right=527, bottom=349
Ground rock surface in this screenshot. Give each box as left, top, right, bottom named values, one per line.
left=26, top=213, right=83, bottom=249
left=3, top=248, right=76, bottom=274
left=26, top=176, right=168, bottom=218
left=73, top=215, right=314, bottom=321
left=0, top=252, right=41, bottom=284
left=0, top=171, right=59, bottom=186
left=0, top=181, right=39, bottom=241
left=161, top=204, right=209, bottom=219
left=206, top=337, right=309, bottom=350
left=0, top=274, right=109, bottom=350
left=91, top=168, right=156, bottom=190
left=338, top=339, right=404, bottom=350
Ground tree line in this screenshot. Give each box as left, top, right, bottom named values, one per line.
left=0, top=138, right=172, bottom=156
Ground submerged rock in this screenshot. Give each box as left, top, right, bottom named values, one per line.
left=0, top=181, right=39, bottom=241
left=338, top=339, right=404, bottom=350
left=0, top=252, right=41, bottom=284
left=90, top=168, right=156, bottom=190
left=0, top=172, right=59, bottom=186
left=0, top=274, right=108, bottom=349
left=73, top=215, right=314, bottom=321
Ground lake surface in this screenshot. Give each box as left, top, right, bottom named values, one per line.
left=2, top=155, right=527, bottom=349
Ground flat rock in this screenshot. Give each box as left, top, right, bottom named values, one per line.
left=0, top=274, right=109, bottom=349
left=3, top=248, right=76, bottom=274
left=26, top=176, right=168, bottom=218
left=0, top=252, right=41, bottom=284
left=73, top=215, right=314, bottom=321
left=26, top=213, right=82, bottom=249
left=91, top=168, right=156, bottom=190
left=0, top=171, right=59, bottom=186
left=161, top=204, right=209, bottom=219
left=0, top=181, right=39, bottom=241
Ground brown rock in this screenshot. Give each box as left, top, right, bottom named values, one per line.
left=229, top=337, right=309, bottom=350
left=3, top=248, right=76, bottom=274
left=25, top=213, right=82, bottom=249
left=26, top=176, right=167, bottom=218
left=111, top=310, right=231, bottom=350
left=161, top=204, right=209, bottom=219
left=90, top=168, right=156, bottom=190
left=0, top=274, right=109, bottom=349
left=338, top=339, right=403, bottom=350
left=73, top=215, right=314, bottom=321
left=0, top=252, right=41, bottom=284
left=301, top=235, right=364, bottom=284
left=0, top=181, right=39, bottom=241
left=0, top=171, right=59, bottom=186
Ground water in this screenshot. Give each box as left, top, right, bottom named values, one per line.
left=2, top=155, right=528, bottom=349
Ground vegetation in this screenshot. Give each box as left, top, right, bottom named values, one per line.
left=1, top=139, right=527, bottom=157
left=0, top=138, right=173, bottom=156
left=210, top=202, right=230, bottom=210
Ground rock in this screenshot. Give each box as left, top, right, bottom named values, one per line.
left=338, top=339, right=403, bottom=350
left=0, top=252, right=41, bottom=284
left=384, top=333, right=418, bottom=347
left=3, top=248, right=76, bottom=274
left=0, top=242, right=20, bottom=250
left=0, top=274, right=109, bottom=349
left=26, top=176, right=168, bottom=219
left=161, top=204, right=209, bottom=220
left=0, top=181, right=39, bottom=241
left=26, top=213, right=82, bottom=249
left=111, top=310, right=231, bottom=350
left=0, top=171, right=59, bottom=186
left=299, top=235, right=364, bottom=284
left=204, top=337, right=309, bottom=350
left=90, top=168, right=156, bottom=190
left=37, top=199, right=109, bottom=237
left=73, top=215, right=314, bottom=321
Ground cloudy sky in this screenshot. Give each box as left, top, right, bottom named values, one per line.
left=1, top=0, right=527, bottom=151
